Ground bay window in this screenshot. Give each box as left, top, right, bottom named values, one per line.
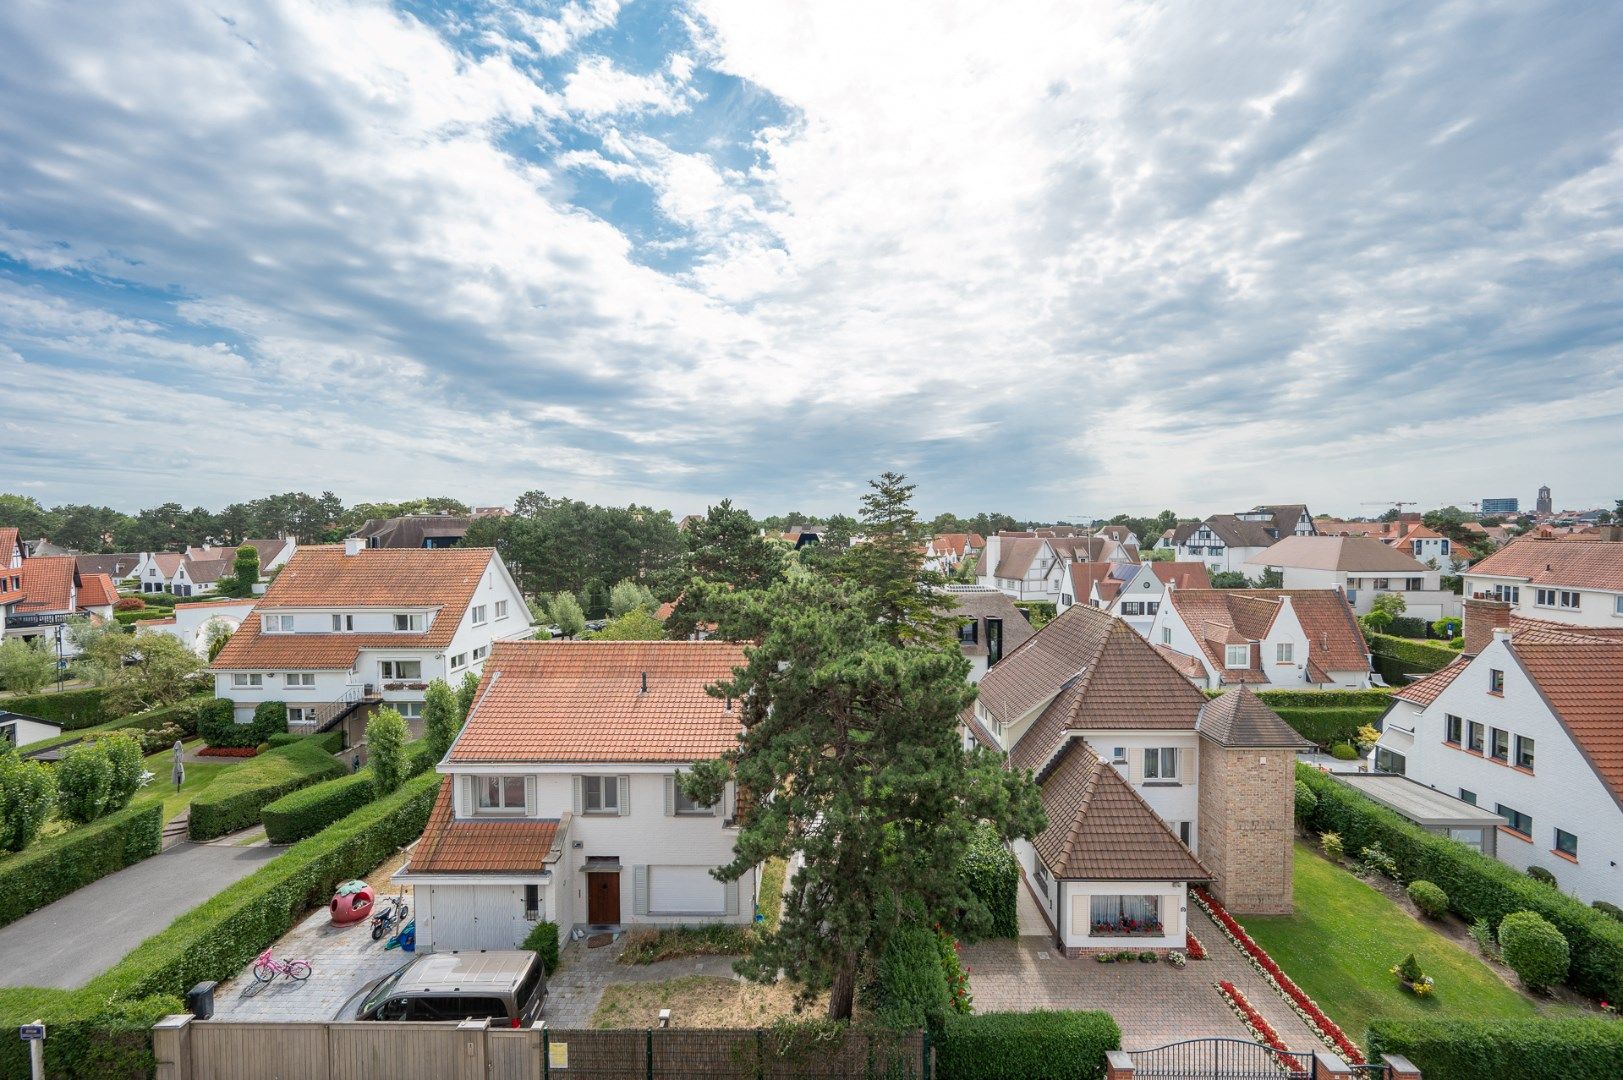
left=1089, top=894, right=1162, bottom=937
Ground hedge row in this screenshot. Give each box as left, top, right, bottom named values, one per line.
left=1272, top=705, right=1388, bottom=748
left=187, top=738, right=346, bottom=840
left=261, top=740, right=436, bottom=844
left=1298, top=765, right=1623, bottom=1002
left=937, top=1011, right=1121, bottom=1080
left=87, top=768, right=440, bottom=1002
left=0, top=802, right=163, bottom=928
left=113, top=609, right=173, bottom=626
left=20, top=696, right=207, bottom=758
left=1367, top=1017, right=1623, bottom=1080
left=956, top=823, right=1019, bottom=940
left=0, top=988, right=177, bottom=1080
left=1, top=687, right=109, bottom=730
left=1202, top=687, right=1395, bottom=708
left=1365, top=632, right=1458, bottom=674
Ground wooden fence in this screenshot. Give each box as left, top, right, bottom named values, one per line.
left=153, top=1015, right=926, bottom=1080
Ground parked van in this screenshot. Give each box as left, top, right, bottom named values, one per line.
left=337, top=950, right=545, bottom=1025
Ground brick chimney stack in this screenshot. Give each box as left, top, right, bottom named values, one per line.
left=1463, top=597, right=1512, bottom=656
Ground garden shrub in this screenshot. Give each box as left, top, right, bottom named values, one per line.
left=1497, top=911, right=1569, bottom=992
left=0, top=988, right=179, bottom=1080
left=0, top=751, right=56, bottom=852
left=198, top=697, right=286, bottom=748
left=1297, top=764, right=1623, bottom=1002
left=956, top=823, right=1019, bottom=940
left=875, top=923, right=951, bottom=1031
left=261, top=740, right=435, bottom=844
left=56, top=740, right=116, bottom=824
left=367, top=707, right=409, bottom=794
left=1407, top=880, right=1449, bottom=920
left=0, top=687, right=109, bottom=730
left=1270, top=705, right=1388, bottom=748
left=1293, top=780, right=1317, bottom=821
left=1329, top=742, right=1358, bottom=761
left=523, top=919, right=562, bottom=976
left=1367, top=1017, right=1623, bottom=1080
left=252, top=699, right=288, bottom=738
left=0, top=802, right=162, bottom=927
left=1526, top=865, right=1557, bottom=888
left=187, top=738, right=345, bottom=840
left=1203, top=688, right=1395, bottom=708
left=937, top=1010, right=1121, bottom=1080
left=1386, top=616, right=1429, bottom=639
left=1592, top=900, right=1623, bottom=923
left=938, top=927, right=972, bottom=1014
left=1365, top=632, right=1458, bottom=675
left=263, top=731, right=304, bottom=747
left=1319, top=831, right=1343, bottom=860
left=1468, top=918, right=1498, bottom=958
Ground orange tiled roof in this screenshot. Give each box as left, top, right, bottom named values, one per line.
left=1392, top=657, right=1468, bottom=706
left=1506, top=614, right=1623, bottom=644
left=407, top=780, right=562, bottom=873
left=76, top=572, right=117, bottom=609
left=16, top=556, right=76, bottom=613
left=448, top=640, right=749, bottom=764
left=1151, top=562, right=1211, bottom=590
left=1510, top=640, right=1623, bottom=805
left=1151, top=644, right=1207, bottom=681
left=0, top=528, right=18, bottom=560
left=1468, top=539, right=1623, bottom=592
left=1165, top=589, right=1368, bottom=685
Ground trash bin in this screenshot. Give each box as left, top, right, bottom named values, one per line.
left=186, top=981, right=216, bottom=1020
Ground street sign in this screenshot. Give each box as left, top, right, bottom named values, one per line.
left=19, top=1024, right=44, bottom=1040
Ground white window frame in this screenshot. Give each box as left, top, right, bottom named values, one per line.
left=1559, top=590, right=1580, bottom=609
left=472, top=645, right=488, bottom=661
left=583, top=775, right=620, bottom=814
left=1615, top=595, right=1623, bottom=617
left=494, top=600, right=508, bottom=620
left=232, top=673, right=263, bottom=688
left=392, top=613, right=423, bottom=632
left=1143, top=746, right=1180, bottom=781
left=261, top=614, right=294, bottom=634
left=471, top=604, right=488, bottom=626
left=1160, top=627, right=1172, bottom=645
left=331, top=613, right=354, bottom=632
left=1276, top=642, right=1293, bottom=663
left=475, top=775, right=527, bottom=815
left=396, top=701, right=424, bottom=720
left=286, top=706, right=315, bottom=725
left=379, top=659, right=423, bottom=680
left=283, top=672, right=315, bottom=688
left=673, top=775, right=716, bottom=816
left=449, top=653, right=468, bottom=671
left=1224, top=644, right=1248, bottom=669
left=1535, top=588, right=1556, bottom=608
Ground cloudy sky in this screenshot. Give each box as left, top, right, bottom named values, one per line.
left=2, top=1, right=1621, bottom=519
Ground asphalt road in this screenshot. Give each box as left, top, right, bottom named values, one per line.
left=0, top=839, right=281, bottom=989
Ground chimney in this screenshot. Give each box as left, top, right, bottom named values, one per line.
left=640, top=671, right=647, bottom=694
left=343, top=537, right=363, bottom=557
left=1463, top=597, right=1512, bottom=656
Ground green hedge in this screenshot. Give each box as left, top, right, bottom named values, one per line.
left=957, top=823, right=1019, bottom=940
left=19, top=696, right=207, bottom=758
left=261, top=740, right=435, bottom=844
left=1298, top=765, right=1623, bottom=1002
left=1367, top=1017, right=1623, bottom=1080
left=875, top=924, right=951, bottom=1031
left=1202, top=687, right=1394, bottom=708
left=0, top=802, right=163, bottom=928
left=1, top=687, right=109, bottom=730
left=114, top=609, right=174, bottom=625
left=1272, top=705, right=1388, bottom=747
left=1365, top=632, right=1458, bottom=675
left=88, top=769, right=440, bottom=1002
left=187, top=738, right=346, bottom=840
left=0, top=989, right=178, bottom=1080
left=937, top=1011, right=1121, bottom=1080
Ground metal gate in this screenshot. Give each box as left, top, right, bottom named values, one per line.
left=1129, top=1037, right=1315, bottom=1078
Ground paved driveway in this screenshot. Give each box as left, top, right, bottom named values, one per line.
left=0, top=839, right=280, bottom=989
left=210, top=904, right=415, bottom=1021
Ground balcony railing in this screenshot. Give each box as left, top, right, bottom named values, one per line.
left=288, top=684, right=381, bottom=735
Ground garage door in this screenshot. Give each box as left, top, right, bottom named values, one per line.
left=429, top=885, right=525, bottom=950
left=648, top=866, right=726, bottom=915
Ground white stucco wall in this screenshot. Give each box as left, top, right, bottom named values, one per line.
left=1463, top=575, right=1623, bottom=629
left=1060, top=880, right=1187, bottom=951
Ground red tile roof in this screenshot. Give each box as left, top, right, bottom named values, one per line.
left=16, top=557, right=76, bottom=613
left=1151, top=562, right=1211, bottom=590
left=1467, top=539, right=1623, bottom=592
left=406, top=780, right=562, bottom=873
left=448, top=640, right=749, bottom=764
left=1392, top=658, right=1468, bottom=706
left=1511, top=640, right=1623, bottom=806
left=76, top=572, right=117, bottom=609
left=1164, top=589, right=1368, bottom=685
left=0, top=528, right=18, bottom=561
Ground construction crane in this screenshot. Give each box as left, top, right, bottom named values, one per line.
left=1362, top=500, right=1417, bottom=519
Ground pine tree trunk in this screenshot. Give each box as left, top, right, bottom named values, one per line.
left=827, top=950, right=860, bottom=1020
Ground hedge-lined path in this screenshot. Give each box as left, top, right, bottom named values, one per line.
left=961, top=907, right=1331, bottom=1054
left=0, top=837, right=280, bottom=989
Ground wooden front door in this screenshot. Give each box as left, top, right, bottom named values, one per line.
left=587, top=871, right=621, bottom=925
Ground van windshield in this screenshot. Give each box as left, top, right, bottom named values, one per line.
left=361, top=967, right=409, bottom=1016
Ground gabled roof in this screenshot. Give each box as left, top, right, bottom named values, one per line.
left=944, top=586, right=1035, bottom=658
left=1509, top=640, right=1623, bottom=806
left=145, top=553, right=184, bottom=578
left=1032, top=739, right=1211, bottom=881
left=1150, top=562, right=1211, bottom=590
left=75, top=553, right=142, bottom=578
left=1249, top=535, right=1430, bottom=573
left=1097, top=525, right=1137, bottom=545
left=1164, top=589, right=1368, bottom=684
left=1066, top=562, right=1116, bottom=604
left=992, top=537, right=1047, bottom=579
left=1196, top=687, right=1314, bottom=749
left=182, top=557, right=232, bottom=585
left=1180, top=515, right=1282, bottom=549
left=1466, top=539, right=1623, bottom=591
left=351, top=515, right=470, bottom=548
left=1152, top=644, right=1207, bottom=682
left=447, top=640, right=749, bottom=764
left=16, top=556, right=76, bottom=613
left=76, top=572, right=118, bottom=610
left=0, top=528, right=19, bottom=562
left=406, top=780, right=562, bottom=874
left=1392, top=657, right=1468, bottom=706
left=1506, top=614, right=1623, bottom=644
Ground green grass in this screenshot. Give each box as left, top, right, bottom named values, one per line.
left=618, top=924, right=757, bottom=965
left=134, top=740, right=230, bottom=823
left=757, top=856, right=787, bottom=933
left=1240, top=845, right=1541, bottom=1043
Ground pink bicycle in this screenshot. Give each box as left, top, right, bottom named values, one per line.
left=252, top=947, right=311, bottom=983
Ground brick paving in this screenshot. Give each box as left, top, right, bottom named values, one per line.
left=211, top=903, right=413, bottom=1020
left=963, top=907, right=1331, bottom=1055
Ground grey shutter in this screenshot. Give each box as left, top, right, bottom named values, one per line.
left=633, top=865, right=648, bottom=916
left=724, top=781, right=736, bottom=821
left=618, top=775, right=631, bottom=817
left=664, top=774, right=675, bottom=817
left=724, top=877, right=739, bottom=917
left=572, top=776, right=583, bottom=815
left=524, top=775, right=537, bottom=816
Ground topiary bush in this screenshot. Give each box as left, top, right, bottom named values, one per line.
left=199, top=697, right=287, bottom=748
left=523, top=919, right=562, bottom=976
left=0, top=989, right=179, bottom=1080
left=1526, top=865, right=1557, bottom=888
left=1329, top=742, right=1359, bottom=761
left=366, top=707, right=409, bottom=794
left=1367, top=1017, right=1623, bottom=1080
left=0, top=687, right=109, bottom=730
left=937, top=1010, right=1121, bottom=1080
left=875, top=923, right=951, bottom=1031
left=1498, top=910, right=1569, bottom=992
left=956, top=823, right=1019, bottom=940
left=1407, top=880, right=1449, bottom=920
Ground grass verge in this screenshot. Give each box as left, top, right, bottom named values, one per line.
left=618, top=924, right=757, bottom=965
left=591, top=975, right=819, bottom=1028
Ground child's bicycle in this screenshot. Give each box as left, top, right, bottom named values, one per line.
left=252, top=947, right=312, bottom=983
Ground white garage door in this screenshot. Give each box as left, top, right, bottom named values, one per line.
left=648, top=866, right=726, bottom=915
left=429, top=886, right=525, bottom=950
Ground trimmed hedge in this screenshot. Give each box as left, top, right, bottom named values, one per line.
left=262, top=740, right=435, bottom=844
left=114, top=609, right=174, bottom=626
left=957, top=823, right=1019, bottom=940
left=938, top=1010, right=1121, bottom=1080
left=1298, top=764, right=1623, bottom=1002
left=0, top=802, right=163, bottom=928
left=1365, top=632, right=1458, bottom=675
left=1272, top=705, right=1388, bottom=748
left=187, top=738, right=346, bottom=840
left=875, top=924, right=951, bottom=1031
left=86, top=769, right=440, bottom=1002
left=1, top=687, right=109, bottom=730
left=1367, top=1017, right=1623, bottom=1080
left=197, top=696, right=289, bottom=749
left=0, top=989, right=178, bottom=1080
left=21, top=697, right=204, bottom=758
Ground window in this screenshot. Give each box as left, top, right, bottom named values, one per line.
left=524, top=884, right=540, bottom=921
left=1536, top=588, right=1556, bottom=608
left=1404, top=578, right=1424, bottom=591
left=1490, top=727, right=1510, bottom=762
left=1467, top=721, right=1485, bottom=753
left=471, top=604, right=488, bottom=626
left=1276, top=643, right=1293, bottom=663
left=1616, top=595, right=1623, bottom=616
left=392, top=613, right=423, bottom=632
left=1111, top=747, right=1127, bottom=763
left=1121, top=601, right=1145, bottom=616
left=1373, top=578, right=1390, bottom=590
left=1161, top=627, right=1172, bottom=645
left=1554, top=829, right=1578, bottom=858
left=286, top=706, right=315, bottom=725
left=1224, top=644, right=1249, bottom=669
left=986, top=618, right=1004, bottom=667
left=450, top=653, right=468, bottom=671
left=958, top=621, right=979, bottom=645
left=1146, top=601, right=1159, bottom=615
left=1492, top=584, right=1519, bottom=603
left=1560, top=590, right=1580, bottom=609
left=1033, top=862, right=1051, bottom=895
left=1459, top=789, right=1477, bottom=806
left=476, top=775, right=526, bottom=814
left=583, top=775, right=620, bottom=814
left=1143, top=747, right=1179, bottom=781
left=1496, top=804, right=1532, bottom=837
left=1177, top=821, right=1192, bottom=847
left=232, top=673, right=263, bottom=688
left=284, top=673, right=315, bottom=688
left=1374, top=747, right=1407, bottom=775
left=396, top=701, right=424, bottom=720
left=330, top=614, right=354, bottom=632
left=1515, top=735, right=1535, bottom=770
left=379, top=660, right=422, bottom=680
left=1488, top=668, right=1504, bottom=695
left=472, top=645, right=488, bottom=662
left=1444, top=714, right=1463, bottom=745
left=261, top=614, right=294, bottom=633
left=1088, top=895, right=1161, bottom=936
left=495, top=600, right=509, bottom=620
left=673, top=776, right=715, bottom=816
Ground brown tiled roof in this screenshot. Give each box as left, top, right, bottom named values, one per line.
left=75, top=554, right=142, bottom=579
left=1152, top=644, right=1207, bottom=681
left=407, top=780, right=562, bottom=873
left=1151, top=562, right=1211, bottom=590
left=448, top=640, right=749, bottom=764
left=944, top=587, right=1035, bottom=658
left=1032, top=740, right=1211, bottom=881
left=1066, top=562, right=1115, bottom=605
left=352, top=515, right=471, bottom=548
left=1097, top=525, right=1135, bottom=544
left=146, top=553, right=184, bottom=578
left=183, top=557, right=232, bottom=585
left=1249, top=535, right=1430, bottom=573
left=76, top=572, right=118, bottom=610
left=1183, top=515, right=1280, bottom=549
left=931, top=533, right=980, bottom=557
left=1511, top=640, right=1623, bottom=805
left=1196, top=687, right=1314, bottom=749
left=17, top=556, right=76, bottom=613
left=1506, top=614, right=1623, bottom=644
left=960, top=706, right=1000, bottom=751
left=992, top=537, right=1047, bottom=579
left=1165, top=589, right=1368, bottom=685
left=1467, top=539, right=1623, bottom=591
left=1392, top=658, right=1468, bottom=705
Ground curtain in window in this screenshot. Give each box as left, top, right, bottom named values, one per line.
left=1089, top=894, right=1159, bottom=930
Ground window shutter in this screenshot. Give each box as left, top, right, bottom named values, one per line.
left=724, top=781, right=737, bottom=821
left=724, top=877, right=739, bottom=918
left=633, top=866, right=648, bottom=916
left=664, top=775, right=675, bottom=817
left=524, top=775, right=537, bottom=816
left=572, top=776, right=583, bottom=816
left=619, top=775, right=631, bottom=816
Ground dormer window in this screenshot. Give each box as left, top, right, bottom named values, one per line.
left=1224, top=644, right=1249, bottom=668
left=475, top=775, right=527, bottom=815
left=331, top=614, right=354, bottom=632
left=262, top=614, right=294, bottom=633
left=393, top=613, right=423, bottom=632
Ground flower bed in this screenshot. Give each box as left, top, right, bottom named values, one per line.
left=1186, top=931, right=1207, bottom=960
left=1090, top=919, right=1163, bottom=937
left=1215, top=980, right=1299, bottom=1073
left=196, top=746, right=258, bottom=758
left=1194, top=888, right=1364, bottom=1063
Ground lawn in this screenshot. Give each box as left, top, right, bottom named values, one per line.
left=618, top=924, right=756, bottom=965
left=134, top=739, right=230, bottom=823
left=1240, top=844, right=1540, bottom=1043
left=591, top=975, right=820, bottom=1028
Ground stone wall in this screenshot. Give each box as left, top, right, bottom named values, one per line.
left=1197, top=743, right=1295, bottom=914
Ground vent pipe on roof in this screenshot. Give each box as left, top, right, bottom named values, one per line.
left=724, top=695, right=733, bottom=711
left=343, top=538, right=363, bottom=557
left=640, top=671, right=647, bottom=694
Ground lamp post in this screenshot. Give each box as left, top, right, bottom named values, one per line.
left=54, top=622, right=64, bottom=693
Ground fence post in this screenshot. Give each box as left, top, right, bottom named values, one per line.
left=542, top=1025, right=550, bottom=1080
left=1312, top=1051, right=1354, bottom=1078
left=151, top=1014, right=193, bottom=1080
left=755, top=1027, right=765, bottom=1080
left=1105, top=1049, right=1135, bottom=1079
left=921, top=1027, right=932, bottom=1080
left=456, top=1018, right=488, bottom=1080
left=1383, top=1055, right=1422, bottom=1080
left=646, top=1027, right=654, bottom=1080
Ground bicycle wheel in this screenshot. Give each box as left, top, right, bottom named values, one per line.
left=252, top=962, right=276, bottom=983
left=287, top=961, right=312, bottom=981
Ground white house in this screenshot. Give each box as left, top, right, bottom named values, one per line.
left=1246, top=535, right=1460, bottom=620
left=146, top=597, right=257, bottom=657
left=398, top=640, right=757, bottom=953
left=168, top=555, right=230, bottom=597
left=1149, top=588, right=1372, bottom=690
left=133, top=552, right=183, bottom=594
left=978, top=533, right=1135, bottom=604
left=2, top=556, right=117, bottom=659
left=924, top=533, right=984, bottom=574
left=1173, top=505, right=1315, bottom=574
left=1373, top=629, right=1623, bottom=904
left=209, top=541, right=534, bottom=735
left=1057, top=561, right=1213, bottom=636
left=0, top=711, right=62, bottom=750
left=1463, top=539, right=1623, bottom=630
